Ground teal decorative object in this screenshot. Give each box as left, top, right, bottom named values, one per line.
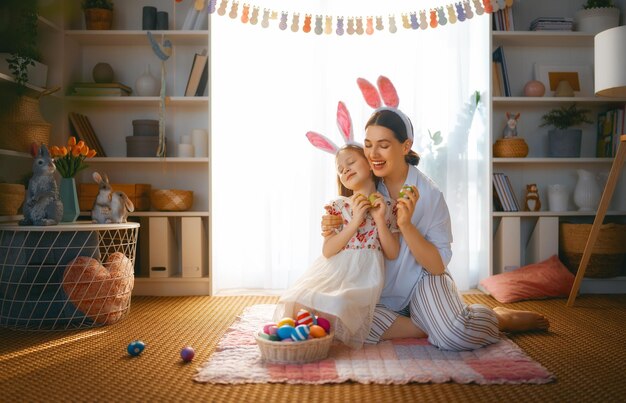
left=59, top=177, right=80, bottom=222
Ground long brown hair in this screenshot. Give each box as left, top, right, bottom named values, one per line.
left=365, top=109, right=420, bottom=166
left=336, top=145, right=379, bottom=197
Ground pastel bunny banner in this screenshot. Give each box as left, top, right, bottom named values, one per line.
left=178, top=0, right=514, bottom=35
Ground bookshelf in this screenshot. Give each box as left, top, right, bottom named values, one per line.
left=489, top=0, right=626, bottom=293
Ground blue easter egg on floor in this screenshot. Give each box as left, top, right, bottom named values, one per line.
left=277, top=325, right=295, bottom=340
left=180, top=346, right=195, bottom=362
left=291, top=324, right=311, bottom=341
left=127, top=340, right=145, bottom=356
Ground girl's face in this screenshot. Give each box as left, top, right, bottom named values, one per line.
left=335, top=148, right=372, bottom=191
left=364, top=124, right=411, bottom=177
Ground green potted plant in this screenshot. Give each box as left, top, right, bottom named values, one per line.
left=83, top=0, right=114, bottom=30
left=540, top=104, right=593, bottom=157
left=575, top=0, right=620, bottom=34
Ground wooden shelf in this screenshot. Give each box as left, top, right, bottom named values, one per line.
left=493, top=97, right=626, bottom=105
left=80, top=211, right=210, bottom=217
left=0, top=149, right=31, bottom=159
left=90, top=157, right=209, bottom=163
left=38, top=16, right=62, bottom=33
left=493, top=158, right=615, bottom=164
left=64, top=96, right=209, bottom=105
left=492, top=31, right=594, bottom=47
left=493, top=211, right=626, bottom=217
left=64, top=30, right=208, bottom=46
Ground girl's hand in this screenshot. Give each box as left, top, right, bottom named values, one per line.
left=369, top=192, right=386, bottom=224
left=397, top=185, right=418, bottom=228
left=350, top=193, right=371, bottom=225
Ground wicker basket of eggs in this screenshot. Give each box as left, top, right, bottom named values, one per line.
left=255, top=309, right=334, bottom=364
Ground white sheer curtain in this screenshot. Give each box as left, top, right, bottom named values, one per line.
left=211, top=0, right=489, bottom=293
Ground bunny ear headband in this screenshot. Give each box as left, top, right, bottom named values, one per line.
left=306, top=101, right=361, bottom=155
left=357, top=75, right=414, bottom=141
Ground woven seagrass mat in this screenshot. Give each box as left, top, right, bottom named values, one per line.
left=1, top=294, right=626, bottom=402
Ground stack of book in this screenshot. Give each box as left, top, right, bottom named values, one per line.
left=70, top=82, right=132, bottom=97
left=492, top=6, right=515, bottom=31
left=529, top=17, right=573, bottom=31
left=492, top=47, right=510, bottom=97
left=493, top=172, right=520, bottom=212
left=596, top=105, right=626, bottom=158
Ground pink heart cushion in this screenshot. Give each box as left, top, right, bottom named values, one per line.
left=479, top=255, right=575, bottom=303
left=63, top=252, right=134, bottom=324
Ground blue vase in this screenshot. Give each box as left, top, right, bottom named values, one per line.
left=59, top=177, right=80, bottom=222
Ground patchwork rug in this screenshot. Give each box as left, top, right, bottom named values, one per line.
left=194, top=304, right=555, bottom=385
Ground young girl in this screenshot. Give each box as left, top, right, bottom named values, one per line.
left=273, top=103, right=401, bottom=349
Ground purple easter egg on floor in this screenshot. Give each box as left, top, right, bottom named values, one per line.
left=180, top=346, right=195, bottom=362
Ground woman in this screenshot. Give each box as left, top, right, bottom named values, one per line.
left=323, top=108, right=549, bottom=351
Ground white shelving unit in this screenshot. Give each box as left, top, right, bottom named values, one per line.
left=489, top=0, right=626, bottom=293
left=0, top=0, right=211, bottom=296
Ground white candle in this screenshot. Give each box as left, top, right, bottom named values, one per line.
left=178, top=143, right=195, bottom=158
left=191, top=128, right=208, bottom=158
left=181, top=135, right=192, bottom=144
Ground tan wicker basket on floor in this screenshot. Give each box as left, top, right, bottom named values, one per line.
left=256, top=332, right=334, bottom=364
left=559, top=222, right=626, bottom=278
left=0, top=183, right=25, bottom=215
left=150, top=189, right=193, bottom=211
left=493, top=138, right=529, bottom=158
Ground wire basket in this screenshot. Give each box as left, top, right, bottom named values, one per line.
left=255, top=331, right=334, bottom=364
left=493, top=138, right=529, bottom=158
left=0, top=222, right=139, bottom=331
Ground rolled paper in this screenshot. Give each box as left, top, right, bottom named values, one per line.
left=178, top=143, right=195, bottom=158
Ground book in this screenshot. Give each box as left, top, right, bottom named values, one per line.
left=493, top=173, right=510, bottom=211
left=71, top=82, right=132, bottom=94
left=503, top=174, right=521, bottom=211
left=185, top=50, right=208, bottom=96
left=492, top=47, right=510, bottom=97
left=492, top=61, right=503, bottom=97
left=72, top=88, right=130, bottom=96
left=68, top=112, right=107, bottom=157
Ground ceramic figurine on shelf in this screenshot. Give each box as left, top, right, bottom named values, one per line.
left=524, top=183, right=542, bottom=212
left=19, top=144, right=63, bottom=226
left=502, top=112, right=520, bottom=138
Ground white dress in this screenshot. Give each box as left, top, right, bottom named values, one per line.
left=274, top=196, right=398, bottom=349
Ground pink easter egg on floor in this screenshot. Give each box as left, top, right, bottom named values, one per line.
left=316, top=316, right=331, bottom=333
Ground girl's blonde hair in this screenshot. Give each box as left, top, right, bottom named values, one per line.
left=336, top=144, right=379, bottom=197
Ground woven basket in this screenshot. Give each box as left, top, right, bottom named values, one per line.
left=0, top=183, right=25, bottom=215
left=150, top=189, right=193, bottom=211
left=255, top=332, right=334, bottom=364
left=0, top=95, right=51, bottom=153
left=493, top=138, right=529, bottom=158
left=559, top=222, right=626, bottom=278
left=85, top=9, right=113, bottom=30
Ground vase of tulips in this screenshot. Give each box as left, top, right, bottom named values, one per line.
left=50, top=136, right=97, bottom=222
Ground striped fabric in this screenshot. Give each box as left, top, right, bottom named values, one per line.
left=367, top=273, right=500, bottom=351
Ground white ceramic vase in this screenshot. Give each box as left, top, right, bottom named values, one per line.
left=573, top=169, right=600, bottom=211
left=547, top=184, right=569, bottom=212
left=135, top=64, right=160, bottom=96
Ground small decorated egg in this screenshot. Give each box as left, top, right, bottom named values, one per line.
left=180, top=346, right=195, bottom=362
left=291, top=324, right=311, bottom=341
left=263, top=323, right=278, bottom=335
left=296, top=309, right=316, bottom=327
left=127, top=340, right=145, bottom=357
left=277, top=317, right=296, bottom=328
left=309, top=324, right=327, bottom=338
left=258, top=332, right=280, bottom=341
left=277, top=325, right=295, bottom=340
left=316, top=316, right=331, bottom=333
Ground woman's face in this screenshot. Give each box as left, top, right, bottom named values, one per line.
left=364, top=125, right=409, bottom=178
left=335, top=148, right=371, bottom=191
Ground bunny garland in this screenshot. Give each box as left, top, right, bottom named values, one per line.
left=357, top=76, right=414, bottom=141
left=306, top=101, right=360, bottom=155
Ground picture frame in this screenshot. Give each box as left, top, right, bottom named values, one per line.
left=533, top=64, right=594, bottom=97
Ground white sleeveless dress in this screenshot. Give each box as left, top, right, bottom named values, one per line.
left=274, top=196, right=398, bottom=349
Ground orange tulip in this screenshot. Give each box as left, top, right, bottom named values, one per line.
left=60, top=146, right=68, bottom=156
left=80, top=146, right=89, bottom=156
left=77, top=140, right=85, bottom=150
left=72, top=146, right=81, bottom=157
left=67, top=136, right=77, bottom=147
left=87, top=149, right=97, bottom=158
left=50, top=146, right=60, bottom=156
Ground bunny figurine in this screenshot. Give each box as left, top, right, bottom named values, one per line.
left=110, top=191, right=135, bottom=223
left=19, top=143, right=64, bottom=226
left=502, top=112, right=520, bottom=138
left=91, top=172, right=113, bottom=224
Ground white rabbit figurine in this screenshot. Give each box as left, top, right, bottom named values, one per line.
left=110, top=191, right=135, bottom=223
left=91, top=172, right=113, bottom=223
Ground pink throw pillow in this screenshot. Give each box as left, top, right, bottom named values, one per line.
left=479, top=255, right=575, bottom=303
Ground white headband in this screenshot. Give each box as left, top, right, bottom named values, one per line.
left=373, top=106, right=414, bottom=141
left=358, top=76, right=413, bottom=141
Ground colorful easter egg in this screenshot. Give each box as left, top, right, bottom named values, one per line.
left=277, top=325, right=295, bottom=340
left=296, top=309, right=316, bottom=326
left=277, top=317, right=296, bottom=328
left=262, top=323, right=277, bottom=335
left=309, top=324, right=327, bottom=338
left=127, top=340, right=145, bottom=356
left=180, top=346, right=195, bottom=362
left=291, top=324, right=311, bottom=341
left=316, top=316, right=331, bottom=333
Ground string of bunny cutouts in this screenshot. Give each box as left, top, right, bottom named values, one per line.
left=177, top=0, right=514, bottom=36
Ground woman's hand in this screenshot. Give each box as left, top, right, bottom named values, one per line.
left=396, top=185, right=418, bottom=229
left=350, top=193, right=371, bottom=225
left=369, top=192, right=386, bottom=225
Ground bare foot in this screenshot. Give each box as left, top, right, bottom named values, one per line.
left=493, top=307, right=550, bottom=332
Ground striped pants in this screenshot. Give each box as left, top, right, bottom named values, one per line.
left=366, top=272, right=501, bottom=351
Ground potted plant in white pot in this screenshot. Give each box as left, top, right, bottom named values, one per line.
left=575, top=0, right=620, bottom=34
left=83, top=0, right=114, bottom=30
left=540, top=104, right=593, bottom=157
